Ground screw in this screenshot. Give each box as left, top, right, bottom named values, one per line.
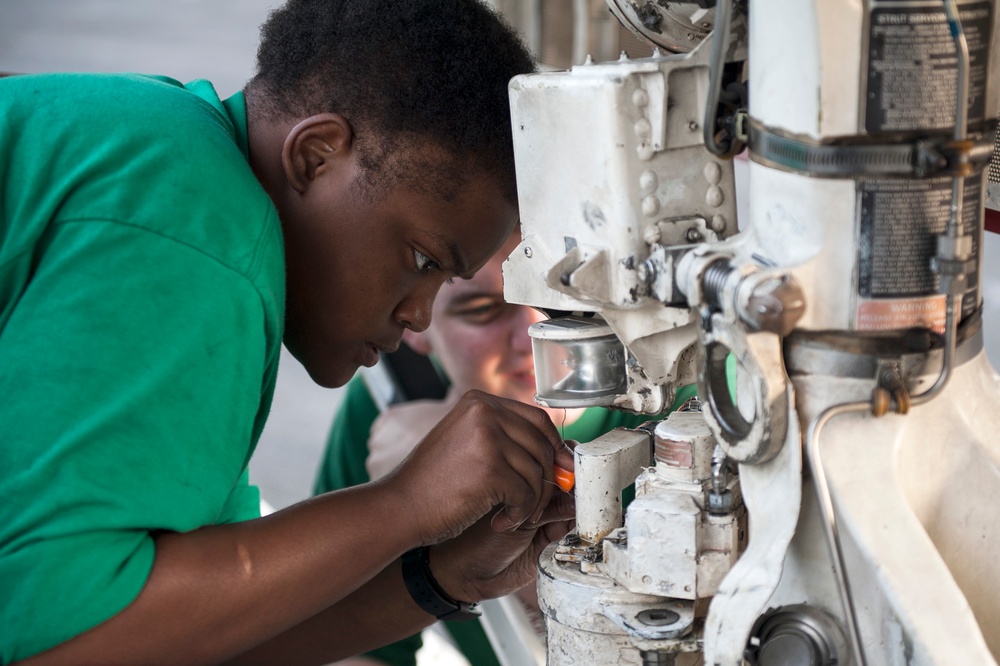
left=637, top=259, right=657, bottom=285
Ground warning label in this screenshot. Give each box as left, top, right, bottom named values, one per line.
left=865, top=0, right=992, bottom=132
left=857, top=295, right=946, bottom=333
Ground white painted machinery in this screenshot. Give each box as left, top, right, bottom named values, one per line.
left=502, top=1, right=1000, bottom=664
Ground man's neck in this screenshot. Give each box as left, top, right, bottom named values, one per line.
left=243, top=88, right=294, bottom=209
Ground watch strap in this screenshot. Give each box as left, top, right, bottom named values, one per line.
left=401, top=546, right=482, bottom=622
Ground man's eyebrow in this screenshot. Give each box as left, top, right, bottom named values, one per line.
left=423, top=230, right=472, bottom=278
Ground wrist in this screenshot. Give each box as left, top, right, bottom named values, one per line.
left=401, top=546, right=481, bottom=622
left=426, top=544, right=472, bottom=604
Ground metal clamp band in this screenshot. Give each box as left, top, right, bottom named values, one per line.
left=749, top=121, right=996, bottom=179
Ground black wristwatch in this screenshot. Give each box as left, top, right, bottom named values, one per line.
left=401, top=546, right=482, bottom=622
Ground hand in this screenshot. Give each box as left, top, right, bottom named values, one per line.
left=382, top=390, right=572, bottom=546
left=427, top=490, right=576, bottom=604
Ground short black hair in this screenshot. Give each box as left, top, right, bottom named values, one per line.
left=247, top=0, right=536, bottom=203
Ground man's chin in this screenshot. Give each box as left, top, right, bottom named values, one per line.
left=310, top=362, right=359, bottom=389
left=282, top=337, right=360, bottom=388
left=499, top=387, right=542, bottom=408
left=292, top=350, right=358, bottom=389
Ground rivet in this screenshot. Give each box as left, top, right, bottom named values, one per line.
left=634, top=117, right=652, bottom=139
left=642, top=195, right=660, bottom=217
left=644, top=224, right=662, bottom=244
left=706, top=184, right=724, bottom=207
left=639, top=169, right=658, bottom=194
left=710, top=215, right=727, bottom=233
left=688, top=121, right=699, bottom=131
left=703, top=161, right=722, bottom=184
left=637, top=143, right=655, bottom=161
left=632, top=88, right=649, bottom=107
left=524, top=246, right=533, bottom=258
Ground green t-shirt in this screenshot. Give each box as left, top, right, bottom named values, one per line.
left=0, top=73, right=285, bottom=662
left=315, top=374, right=697, bottom=666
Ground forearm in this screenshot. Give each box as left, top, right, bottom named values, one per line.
left=18, top=482, right=421, bottom=666
left=225, top=557, right=433, bottom=665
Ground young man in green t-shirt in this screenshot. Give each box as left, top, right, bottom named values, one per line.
left=0, top=2, right=577, bottom=664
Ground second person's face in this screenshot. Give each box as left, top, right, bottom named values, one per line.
left=410, top=233, right=544, bottom=405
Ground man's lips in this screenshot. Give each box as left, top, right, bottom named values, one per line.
left=505, top=367, right=536, bottom=384
left=371, top=341, right=400, bottom=355
left=362, top=340, right=401, bottom=368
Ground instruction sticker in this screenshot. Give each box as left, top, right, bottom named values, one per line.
left=865, top=0, right=992, bottom=132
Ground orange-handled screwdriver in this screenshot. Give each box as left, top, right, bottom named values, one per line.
left=554, top=464, right=575, bottom=493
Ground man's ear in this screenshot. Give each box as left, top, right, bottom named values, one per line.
left=281, top=113, right=353, bottom=194
left=402, top=329, right=433, bottom=357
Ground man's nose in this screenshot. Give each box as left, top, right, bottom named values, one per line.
left=394, top=288, right=435, bottom=333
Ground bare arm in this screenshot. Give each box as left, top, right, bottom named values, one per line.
left=226, top=490, right=575, bottom=666
left=16, top=391, right=573, bottom=666
left=18, top=481, right=420, bottom=665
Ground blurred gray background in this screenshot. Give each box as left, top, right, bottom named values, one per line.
left=3, top=0, right=1000, bottom=516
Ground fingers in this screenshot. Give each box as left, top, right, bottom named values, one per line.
left=392, top=390, right=571, bottom=546
left=511, top=491, right=575, bottom=532
left=556, top=439, right=578, bottom=471
left=430, top=493, right=576, bottom=603
left=457, top=391, right=560, bottom=528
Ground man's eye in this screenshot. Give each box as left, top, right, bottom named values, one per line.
left=414, top=249, right=440, bottom=273
left=455, top=301, right=505, bottom=324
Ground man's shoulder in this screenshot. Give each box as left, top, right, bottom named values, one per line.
left=3, top=73, right=278, bottom=283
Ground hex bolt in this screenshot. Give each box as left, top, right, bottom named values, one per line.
left=708, top=489, right=734, bottom=515
left=641, top=650, right=677, bottom=666
left=743, top=276, right=806, bottom=336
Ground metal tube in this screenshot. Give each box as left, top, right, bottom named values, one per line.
left=805, top=402, right=871, bottom=666
left=910, top=296, right=957, bottom=406
left=910, top=0, right=970, bottom=406
left=572, top=0, right=590, bottom=65
left=703, top=0, right=733, bottom=156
